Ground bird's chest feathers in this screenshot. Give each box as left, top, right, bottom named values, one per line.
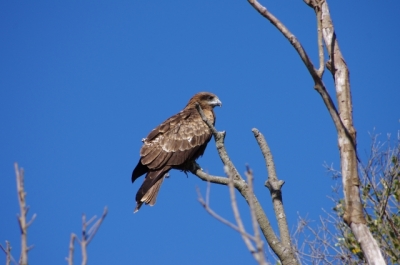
left=202, top=109, right=215, bottom=125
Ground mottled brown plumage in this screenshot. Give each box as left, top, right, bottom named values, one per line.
left=132, top=92, right=222, bottom=212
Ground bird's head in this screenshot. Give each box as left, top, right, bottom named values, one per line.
left=188, top=92, right=222, bottom=109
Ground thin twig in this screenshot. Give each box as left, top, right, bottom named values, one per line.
left=196, top=187, right=257, bottom=241
left=26, top=214, right=37, bottom=228
left=245, top=167, right=267, bottom=264
left=66, top=234, right=77, bottom=265
left=81, top=214, right=88, bottom=265
left=225, top=166, right=257, bottom=254
left=205, top=181, right=211, bottom=206
left=87, top=207, right=108, bottom=244
left=197, top=175, right=269, bottom=265
left=0, top=241, right=17, bottom=265
left=66, top=207, right=107, bottom=265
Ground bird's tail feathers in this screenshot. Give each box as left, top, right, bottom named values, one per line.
left=134, top=167, right=170, bottom=213
left=134, top=176, right=165, bottom=213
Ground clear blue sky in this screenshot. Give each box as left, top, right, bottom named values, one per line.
left=1, top=1, right=399, bottom=264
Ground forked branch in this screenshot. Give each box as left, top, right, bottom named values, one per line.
left=247, top=0, right=345, bottom=144
left=193, top=104, right=298, bottom=265
left=245, top=0, right=385, bottom=263
left=252, top=129, right=291, bottom=251
left=196, top=168, right=268, bottom=265
left=65, top=207, right=108, bottom=265
left=196, top=183, right=257, bottom=242
left=0, top=241, right=17, bottom=265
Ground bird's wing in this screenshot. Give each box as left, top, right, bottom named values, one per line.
left=140, top=108, right=212, bottom=169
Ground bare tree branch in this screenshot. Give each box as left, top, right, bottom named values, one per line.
left=315, top=0, right=363, bottom=222
left=225, top=167, right=259, bottom=258
left=244, top=167, right=268, bottom=265
left=81, top=214, right=88, bottom=265
left=65, top=207, right=108, bottom=265
left=14, top=163, right=34, bottom=265
left=245, top=0, right=385, bottom=263
left=0, top=241, right=17, bottom=265
left=0, top=243, right=10, bottom=265
left=294, top=132, right=400, bottom=263
left=87, top=207, right=108, bottom=245
left=195, top=103, right=241, bottom=181
left=196, top=169, right=268, bottom=265
left=193, top=105, right=298, bottom=265
left=247, top=0, right=319, bottom=83
left=304, top=0, right=325, bottom=77
left=252, top=129, right=292, bottom=252
left=315, top=1, right=325, bottom=77
left=314, top=2, right=384, bottom=263
left=196, top=186, right=257, bottom=242
left=66, top=234, right=77, bottom=265
left=247, top=0, right=346, bottom=150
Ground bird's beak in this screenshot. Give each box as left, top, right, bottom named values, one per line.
left=211, top=97, right=222, bottom=107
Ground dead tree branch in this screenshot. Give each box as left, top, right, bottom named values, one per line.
left=195, top=103, right=241, bottom=181
left=226, top=166, right=267, bottom=264
left=196, top=169, right=268, bottom=265
left=247, top=0, right=345, bottom=147
left=66, top=234, right=77, bottom=265
left=193, top=104, right=298, bottom=265
left=294, top=132, right=400, bottom=263
left=0, top=243, right=10, bottom=265
left=252, top=129, right=292, bottom=252
left=196, top=184, right=258, bottom=242
left=65, top=207, right=108, bottom=265
left=243, top=167, right=268, bottom=265
left=14, top=163, right=35, bottom=265
left=0, top=241, right=17, bottom=265
left=246, top=0, right=385, bottom=263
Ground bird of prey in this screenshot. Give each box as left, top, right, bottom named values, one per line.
left=131, top=92, right=222, bottom=212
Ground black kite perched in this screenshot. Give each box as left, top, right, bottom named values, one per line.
left=132, top=92, right=222, bottom=212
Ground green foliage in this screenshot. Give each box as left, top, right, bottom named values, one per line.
left=293, top=132, right=400, bottom=264
left=334, top=133, right=400, bottom=264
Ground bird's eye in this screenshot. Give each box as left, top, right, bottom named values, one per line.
left=208, top=96, right=213, bottom=100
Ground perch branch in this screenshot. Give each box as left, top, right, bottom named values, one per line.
left=193, top=105, right=298, bottom=265
left=195, top=103, right=241, bottom=181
